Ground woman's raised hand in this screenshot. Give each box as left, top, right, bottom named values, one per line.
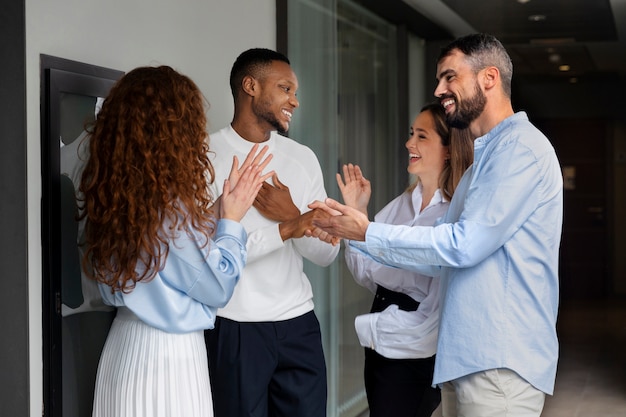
left=227, top=143, right=273, bottom=190
left=221, top=144, right=274, bottom=222
left=336, top=163, right=371, bottom=215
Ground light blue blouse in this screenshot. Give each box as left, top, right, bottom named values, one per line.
left=350, top=112, right=563, bottom=394
left=98, top=218, right=247, bottom=333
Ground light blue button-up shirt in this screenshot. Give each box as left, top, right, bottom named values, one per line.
left=350, top=112, right=563, bottom=394
left=98, top=218, right=247, bottom=334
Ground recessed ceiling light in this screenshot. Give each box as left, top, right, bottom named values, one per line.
left=559, top=65, right=571, bottom=72
left=528, top=14, right=546, bottom=22
left=548, top=54, right=561, bottom=63
left=517, top=0, right=531, bottom=3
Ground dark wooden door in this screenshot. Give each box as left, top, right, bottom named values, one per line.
left=535, top=119, right=611, bottom=300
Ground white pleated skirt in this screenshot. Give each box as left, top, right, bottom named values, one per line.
left=92, top=307, right=213, bottom=417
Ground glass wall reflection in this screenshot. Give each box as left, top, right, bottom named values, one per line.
left=287, top=1, right=414, bottom=415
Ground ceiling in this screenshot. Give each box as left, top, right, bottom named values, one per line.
left=356, top=0, right=626, bottom=83
left=405, top=0, right=626, bottom=82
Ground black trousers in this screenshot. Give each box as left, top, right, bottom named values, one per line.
left=364, top=286, right=441, bottom=417
left=205, top=311, right=327, bottom=417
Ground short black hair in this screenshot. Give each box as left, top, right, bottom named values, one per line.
left=229, top=48, right=290, bottom=99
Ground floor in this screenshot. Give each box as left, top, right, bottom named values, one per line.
left=359, top=298, right=626, bottom=416
left=540, top=298, right=626, bottom=416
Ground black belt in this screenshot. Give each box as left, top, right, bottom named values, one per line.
left=370, top=285, right=420, bottom=313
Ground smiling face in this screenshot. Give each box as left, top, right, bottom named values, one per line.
left=252, top=60, right=299, bottom=134
left=435, top=49, right=487, bottom=129
left=405, top=110, right=450, bottom=183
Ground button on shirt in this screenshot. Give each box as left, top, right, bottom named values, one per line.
left=349, top=112, right=563, bottom=394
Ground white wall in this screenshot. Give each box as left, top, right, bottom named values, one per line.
left=25, top=1, right=275, bottom=414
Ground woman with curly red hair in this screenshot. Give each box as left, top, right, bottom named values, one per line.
left=79, top=65, right=273, bottom=417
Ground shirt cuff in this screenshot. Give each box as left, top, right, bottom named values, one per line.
left=347, top=222, right=389, bottom=259
left=348, top=239, right=368, bottom=252
left=354, top=312, right=380, bottom=350
left=364, top=221, right=389, bottom=254
left=216, top=218, right=247, bottom=243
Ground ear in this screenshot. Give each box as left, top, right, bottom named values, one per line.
left=482, top=66, right=499, bottom=91
left=242, top=75, right=257, bottom=97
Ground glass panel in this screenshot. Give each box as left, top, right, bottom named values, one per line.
left=336, top=2, right=399, bottom=416
left=286, top=0, right=342, bottom=413
left=408, top=33, right=429, bottom=122
left=336, top=1, right=399, bottom=213
left=287, top=1, right=400, bottom=416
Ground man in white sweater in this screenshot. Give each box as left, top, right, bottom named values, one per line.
left=205, top=48, right=340, bottom=417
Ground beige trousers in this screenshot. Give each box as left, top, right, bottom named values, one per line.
left=441, top=368, right=545, bottom=417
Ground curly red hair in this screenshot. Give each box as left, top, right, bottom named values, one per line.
left=79, top=65, right=215, bottom=293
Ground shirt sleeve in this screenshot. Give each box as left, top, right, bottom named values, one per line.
left=353, top=137, right=545, bottom=271
left=354, top=280, right=440, bottom=359
left=161, top=218, right=247, bottom=307
left=231, top=144, right=339, bottom=266
left=100, top=218, right=249, bottom=333
left=344, top=244, right=378, bottom=293
left=290, top=150, right=340, bottom=266
left=349, top=238, right=442, bottom=276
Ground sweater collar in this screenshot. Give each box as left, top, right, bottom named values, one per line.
left=223, top=124, right=277, bottom=153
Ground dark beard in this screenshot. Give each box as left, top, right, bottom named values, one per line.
left=254, top=98, right=288, bottom=134
left=270, top=118, right=287, bottom=134
left=446, top=82, right=486, bottom=129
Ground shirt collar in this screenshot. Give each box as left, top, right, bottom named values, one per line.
left=474, top=111, right=528, bottom=149
left=224, top=124, right=277, bottom=153
left=411, top=183, right=448, bottom=212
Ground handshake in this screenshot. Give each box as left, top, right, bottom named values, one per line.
left=259, top=162, right=372, bottom=245
left=232, top=147, right=370, bottom=245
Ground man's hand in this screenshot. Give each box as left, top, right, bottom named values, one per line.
left=279, top=207, right=340, bottom=245
left=307, top=198, right=370, bottom=242
left=337, top=163, right=370, bottom=215
left=253, top=173, right=300, bottom=222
